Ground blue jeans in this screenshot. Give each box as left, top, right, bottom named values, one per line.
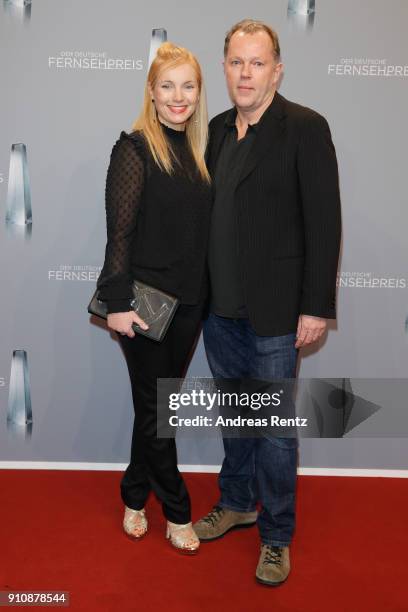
left=203, top=313, right=298, bottom=547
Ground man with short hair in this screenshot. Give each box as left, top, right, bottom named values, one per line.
left=193, top=19, right=341, bottom=585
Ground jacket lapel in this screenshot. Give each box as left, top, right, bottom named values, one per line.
left=208, top=92, right=287, bottom=184
left=237, top=92, right=287, bottom=186
left=207, top=122, right=228, bottom=177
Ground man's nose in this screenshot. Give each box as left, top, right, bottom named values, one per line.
left=240, top=62, right=252, bottom=78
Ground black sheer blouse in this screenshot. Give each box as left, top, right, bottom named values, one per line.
left=97, top=125, right=212, bottom=313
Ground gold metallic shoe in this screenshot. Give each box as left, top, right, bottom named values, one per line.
left=166, top=521, right=200, bottom=554
left=123, top=506, right=148, bottom=540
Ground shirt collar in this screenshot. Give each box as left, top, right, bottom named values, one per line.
left=224, top=109, right=260, bottom=133
left=223, top=97, right=279, bottom=132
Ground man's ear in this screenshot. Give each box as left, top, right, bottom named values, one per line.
left=222, top=59, right=225, bottom=75
left=274, top=62, right=284, bottom=84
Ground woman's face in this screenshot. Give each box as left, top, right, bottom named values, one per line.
left=150, top=63, right=199, bottom=131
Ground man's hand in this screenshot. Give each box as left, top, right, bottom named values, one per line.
left=295, top=314, right=327, bottom=348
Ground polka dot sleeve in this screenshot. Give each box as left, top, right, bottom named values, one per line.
left=97, top=132, right=145, bottom=313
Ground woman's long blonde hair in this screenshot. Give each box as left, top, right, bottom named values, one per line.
left=132, top=42, right=210, bottom=183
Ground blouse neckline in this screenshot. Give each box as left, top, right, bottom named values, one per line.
left=160, top=121, right=187, bottom=140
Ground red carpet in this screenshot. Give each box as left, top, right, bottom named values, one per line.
left=0, top=470, right=407, bottom=611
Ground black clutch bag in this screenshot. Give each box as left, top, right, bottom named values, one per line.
left=88, top=280, right=179, bottom=342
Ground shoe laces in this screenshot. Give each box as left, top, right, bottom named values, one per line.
left=202, top=505, right=225, bottom=527
left=263, top=545, right=283, bottom=566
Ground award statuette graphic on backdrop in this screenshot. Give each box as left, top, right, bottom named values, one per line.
left=287, top=0, right=315, bottom=30
left=3, top=0, right=32, bottom=22
left=7, top=350, right=33, bottom=438
left=5, top=143, right=32, bottom=239
left=148, top=28, right=167, bottom=69
left=288, top=0, right=315, bottom=15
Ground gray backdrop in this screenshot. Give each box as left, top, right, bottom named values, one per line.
left=1, top=0, right=407, bottom=469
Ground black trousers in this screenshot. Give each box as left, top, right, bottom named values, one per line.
left=117, top=301, right=205, bottom=524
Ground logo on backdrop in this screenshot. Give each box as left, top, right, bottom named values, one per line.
left=287, top=0, right=315, bottom=30
left=148, top=28, right=167, bottom=69
left=328, top=58, right=408, bottom=77
left=5, top=143, right=32, bottom=239
left=297, top=378, right=381, bottom=438
left=48, top=265, right=102, bottom=282
left=48, top=51, right=143, bottom=71
left=337, top=272, right=407, bottom=289
left=7, top=350, right=33, bottom=438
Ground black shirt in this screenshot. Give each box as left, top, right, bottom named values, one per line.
left=97, top=124, right=212, bottom=313
left=208, top=110, right=258, bottom=317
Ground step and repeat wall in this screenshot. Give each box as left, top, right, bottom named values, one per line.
left=1, top=0, right=407, bottom=469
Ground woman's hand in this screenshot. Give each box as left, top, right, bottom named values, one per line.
left=107, top=311, right=149, bottom=338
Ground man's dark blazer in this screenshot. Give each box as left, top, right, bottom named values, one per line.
left=206, top=91, right=342, bottom=336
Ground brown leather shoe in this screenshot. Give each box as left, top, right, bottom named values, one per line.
left=255, top=544, right=290, bottom=586
left=193, top=505, right=257, bottom=541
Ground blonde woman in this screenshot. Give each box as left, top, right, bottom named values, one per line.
left=97, top=43, right=211, bottom=553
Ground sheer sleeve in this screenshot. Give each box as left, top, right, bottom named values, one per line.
left=97, top=132, right=145, bottom=314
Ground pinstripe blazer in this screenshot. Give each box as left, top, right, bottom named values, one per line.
left=206, top=92, right=342, bottom=336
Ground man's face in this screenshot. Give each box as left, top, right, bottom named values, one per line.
left=224, top=31, right=283, bottom=113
